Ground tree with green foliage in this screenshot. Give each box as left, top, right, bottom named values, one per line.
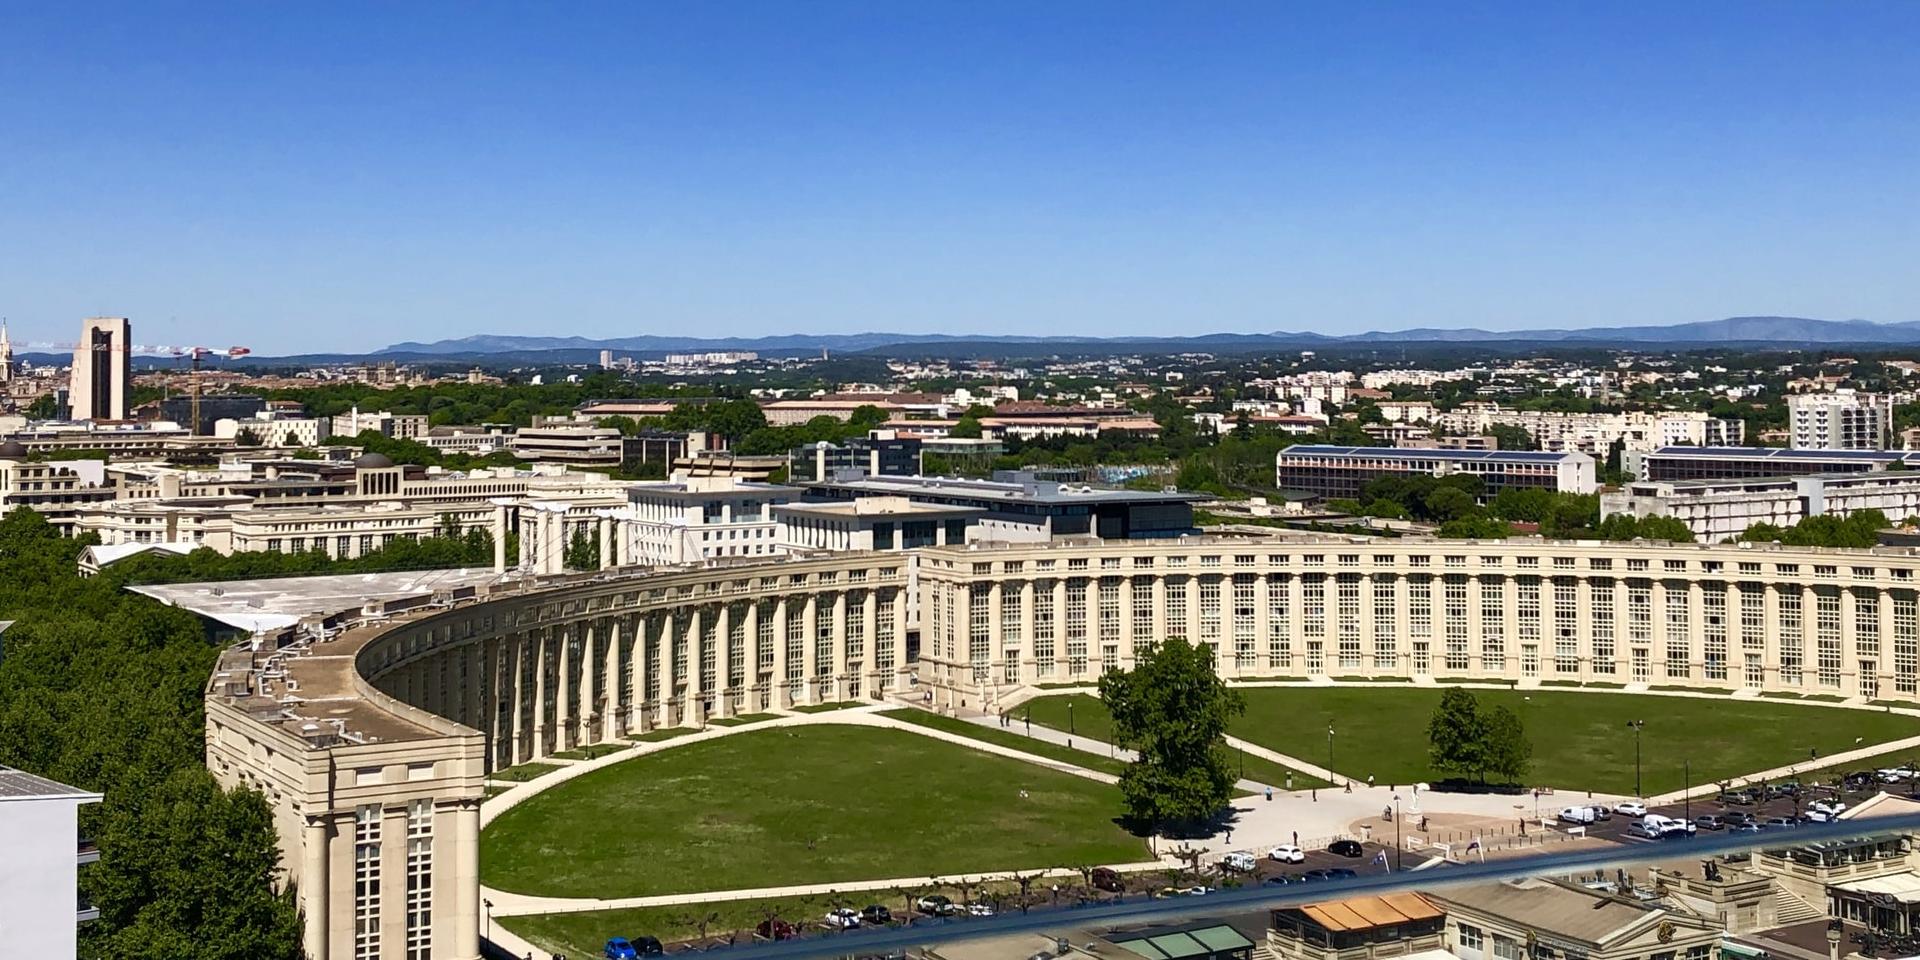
left=949, top=415, right=984, bottom=440
left=1427, top=688, right=1488, bottom=781
left=1595, top=513, right=1695, bottom=542
left=1485, top=424, right=1534, bottom=451
left=25, top=393, right=61, bottom=418
left=1741, top=509, right=1888, bottom=548
left=1437, top=515, right=1512, bottom=539
left=564, top=527, right=601, bottom=571
left=233, top=428, right=262, bottom=447
left=1482, top=705, right=1532, bottom=785
left=1098, top=637, right=1245, bottom=831
left=0, top=508, right=304, bottom=959
left=1423, top=486, right=1476, bottom=521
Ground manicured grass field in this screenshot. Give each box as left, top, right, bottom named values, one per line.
left=481, top=724, right=1146, bottom=898
left=491, top=761, right=562, bottom=782
left=880, top=708, right=1131, bottom=776
left=1023, top=689, right=1920, bottom=795
left=628, top=726, right=699, bottom=742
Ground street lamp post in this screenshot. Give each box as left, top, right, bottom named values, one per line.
left=1626, top=720, right=1645, bottom=797
left=1392, top=793, right=1403, bottom=871
left=1068, top=699, right=1076, bottom=736
left=484, top=898, right=494, bottom=942
left=1327, top=722, right=1336, bottom=770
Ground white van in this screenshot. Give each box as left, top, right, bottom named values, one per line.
left=1558, top=806, right=1597, bottom=825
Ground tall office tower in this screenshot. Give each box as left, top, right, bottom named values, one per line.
left=70, top=317, right=131, bottom=421
left=599, top=349, right=614, bottom=370
left=1788, top=389, right=1892, bottom=451
left=0, top=321, right=13, bottom=384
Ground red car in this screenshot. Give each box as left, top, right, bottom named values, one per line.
left=756, top=918, right=797, bottom=941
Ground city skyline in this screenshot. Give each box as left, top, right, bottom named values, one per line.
left=3, top=1, right=1918, bottom=353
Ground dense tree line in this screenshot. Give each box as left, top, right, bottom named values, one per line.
left=1741, top=509, right=1892, bottom=549
left=1331, top=481, right=1694, bottom=543
left=0, top=510, right=302, bottom=960
left=0, top=509, right=518, bottom=958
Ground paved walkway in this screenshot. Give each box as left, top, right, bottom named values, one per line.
left=485, top=860, right=1170, bottom=917
left=1645, top=731, right=1920, bottom=804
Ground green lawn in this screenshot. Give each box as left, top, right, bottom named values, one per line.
left=628, top=726, right=700, bottom=742
left=551, top=743, right=628, bottom=761
left=1024, top=689, right=1920, bottom=795
left=879, top=708, right=1130, bottom=776
left=792, top=701, right=867, bottom=713
left=481, top=725, right=1146, bottom=898
left=491, top=761, right=562, bottom=782
left=709, top=712, right=780, bottom=726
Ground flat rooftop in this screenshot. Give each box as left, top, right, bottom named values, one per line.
left=134, top=567, right=513, bottom=632
left=0, top=766, right=102, bottom=803
left=1646, top=446, right=1920, bottom=463
left=1279, top=444, right=1587, bottom=464
left=808, top=472, right=1206, bottom=505
left=773, top=499, right=985, bottom=520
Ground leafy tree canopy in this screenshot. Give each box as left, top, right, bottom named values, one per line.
left=1098, top=637, right=1245, bottom=829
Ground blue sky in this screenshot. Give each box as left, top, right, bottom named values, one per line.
left=1, top=1, right=1916, bottom=354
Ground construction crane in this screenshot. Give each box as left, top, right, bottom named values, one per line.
left=169, top=346, right=252, bottom=435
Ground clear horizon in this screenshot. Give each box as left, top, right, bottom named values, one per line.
left=2, top=2, right=1915, bottom=354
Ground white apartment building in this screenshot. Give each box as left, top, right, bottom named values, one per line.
left=617, top=476, right=798, bottom=565
left=772, top=496, right=981, bottom=552
left=330, top=407, right=429, bottom=440
left=0, top=767, right=102, bottom=958
left=1790, top=389, right=1892, bottom=450
left=1434, top=405, right=1743, bottom=455
left=215, top=412, right=332, bottom=447
left=510, top=424, right=624, bottom=466
left=420, top=425, right=513, bottom=456
left=1602, top=469, right=1920, bottom=542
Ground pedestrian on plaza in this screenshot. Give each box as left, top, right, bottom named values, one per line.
left=1367, top=774, right=1375, bottom=788
left=1420, top=815, right=1429, bottom=831
left=1383, top=806, right=1392, bottom=822
left=1344, top=780, right=1352, bottom=793
left=1292, top=831, right=1298, bottom=846
left=1265, top=786, right=1274, bottom=802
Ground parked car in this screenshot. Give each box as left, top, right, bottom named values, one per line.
left=1694, top=815, right=1725, bottom=831
left=1300, top=869, right=1334, bottom=881
left=860, top=905, right=894, bottom=925
left=1268, top=844, right=1306, bottom=863
left=1629, top=819, right=1666, bottom=840
left=1558, top=806, right=1597, bottom=825
left=1660, top=819, right=1697, bottom=838
left=756, top=919, right=797, bottom=941
left=1725, top=811, right=1759, bottom=827
left=966, top=903, right=996, bottom=917
left=1811, top=800, right=1848, bottom=817
left=1722, top=790, right=1757, bottom=805
left=1326, top=867, right=1358, bottom=880
left=1764, top=816, right=1797, bottom=829
left=825, top=908, right=862, bottom=930
left=1844, top=772, right=1879, bottom=790
left=1730, top=822, right=1762, bottom=834
left=1613, top=801, right=1647, bottom=817
left=915, top=895, right=955, bottom=917
left=606, top=939, right=640, bottom=960
left=1261, top=875, right=1291, bottom=886
left=1221, top=851, right=1258, bottom=873
left=1327, top=839, right=1364, bottom=858
left=1090, top=867, right=1125, bottom=893
left=1157, top=885, right=1209, bottom=897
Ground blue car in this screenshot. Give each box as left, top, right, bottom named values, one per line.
left=606, top=938, right=640, bottom=960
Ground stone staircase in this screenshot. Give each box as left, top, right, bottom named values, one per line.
left=1774, top=887, right=1827, bottom=926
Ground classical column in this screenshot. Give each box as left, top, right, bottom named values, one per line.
left=771, top=598, right=790, bottom=709
left=599, top=514, right=615, bottom=571
left=302, top=815, right=329, bottom=960
left=711, top=605, right=732, bottom=719
left=830, top=592, right=847, bottom=701
left=508, top=634, right=528, bottom=765
left=801, top=594, right=819, bottom=704
left=531, top=629, right=550, bottom=757
left=580, top=619, right=600, bottom=745
left=1018, top=580, right=1036, bottom=683
left=450, top=801, right=481, bottom=960
left=555, top=624, right=575, bottom=751
left=988, top=581, right=1005, bottom=685
left=603, top=617, right=623, bottom=739
left=491, top=500, right=510, bottom=573
left=685, top=607, right=705, bottom=724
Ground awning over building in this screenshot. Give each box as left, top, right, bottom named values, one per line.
left=1108, top=925, right=1255, bottom=960
left=1300, top=893, right=1446, bottom=933
left=1834, top=873, right=1920, bottom=903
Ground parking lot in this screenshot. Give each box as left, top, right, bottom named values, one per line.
left=1564, top=776, right=1908, bottom=844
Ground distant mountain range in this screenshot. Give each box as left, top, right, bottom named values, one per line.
left=378, top=317, right=1920, bottom=357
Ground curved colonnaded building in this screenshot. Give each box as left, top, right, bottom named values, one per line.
left=207, top=536, right=1920, bottom=959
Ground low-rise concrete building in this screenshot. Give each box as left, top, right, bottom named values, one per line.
left=617, top=475, right=799, bottom=564
left=0, top=766, right=102, bottom=958
left=774, top=496, right=982, bottom=552
left=1604, top=471, right=1920, bottom=542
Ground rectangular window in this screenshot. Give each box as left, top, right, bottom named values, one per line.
left=1665, top=580, right=1691, bottom=678
left=1066, top=577, right=1090, bottom=675
left=405, top=799, right=433, bottom=960
left=1231, top=574, right=1256, bottom=670
left=1895, top=593, right=1917, bottom=695
left=1702, top=583, right=1728, bottom=681
left=1034, top=580, right=1056, bottom=676
left=1590, top=578, right=1614, bottom=676
left=1373, top=576, right=1398, bottom=671
left=354, top=805, right=382, bottom=960
left=1131, top=576, right=1154, bottom=642
left=1302, top=574, right=1325, bottom=637
left=1445, top=575, right=1470, bottom=671
left=1780, top=586, right=1804, bottom=686
left=1817, top=587, right=1842, bottom=688
left=1268, top=574, right=1292, bottom=669
left=1480, top=576, right=1505, bottom=671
